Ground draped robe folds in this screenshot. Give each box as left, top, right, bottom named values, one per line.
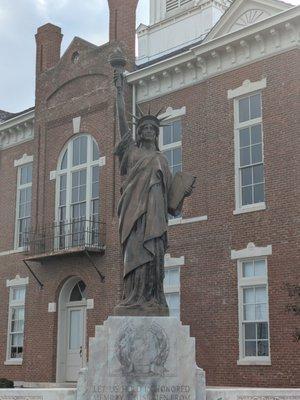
left=115, top=134, right=173, bottom=309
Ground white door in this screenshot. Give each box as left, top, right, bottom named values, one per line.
left=66, top=306, right=86, bottom=382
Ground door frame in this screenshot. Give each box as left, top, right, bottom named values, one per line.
left=56, top=277, right=87, bottom=383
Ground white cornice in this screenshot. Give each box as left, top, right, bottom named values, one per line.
left=0, top=110, right=35, bottom=150
left=128, top=7, right=300, bottom=102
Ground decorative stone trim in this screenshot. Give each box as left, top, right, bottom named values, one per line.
left=6, top=275, right=29, bottom=287
left=73, top=116, right=81, bottom=134
left=228, top=78, right=267, bottom=99
left=48, top=303, right=57, bottom=313
left=127, top=8, right=300, bottom=102
left=158, top=106, right=186, bottom=120
left=164, top=254, right=185, bottom=267
left=231, top=242, right=272, bottom=260
left=237, top=357, right=271, bottom=366
left=0, top=110, right=34, bottom=150
left=87, top=299, right=94, bottom=310
left=14, top=154, right=34, bottom=167
left=4, top=359, right=23, bottom=366
left=0, top=248, right=25, bottom=257
left=233, top=202, right=266, bottom=215
left=168, top=215, right=208, bottom=226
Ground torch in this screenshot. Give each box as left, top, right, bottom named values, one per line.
left=109, top=48, right=127, bottom=90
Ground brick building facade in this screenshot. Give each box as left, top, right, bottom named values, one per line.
left=0, top=0, right=299, bottom=388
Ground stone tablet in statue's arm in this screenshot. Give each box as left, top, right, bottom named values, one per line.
left=168, top=172, right=196, bottom=217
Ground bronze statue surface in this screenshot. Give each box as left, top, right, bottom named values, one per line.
left=110, top=49, right=195, bottom=316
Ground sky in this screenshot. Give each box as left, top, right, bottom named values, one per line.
left=0, top=0, right=298, bottom=113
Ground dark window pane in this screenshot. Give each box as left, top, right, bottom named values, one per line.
left=251, top=124, right=262, bottom=144
left=242, top=186, right=252, bottom=205
left=61, top=150, right=68, bottom=169
left=79, top=186, right=86, bottom=202
left=173, top=147, right=182, bottom=166
left=251, top=144, right=262, bottom=164
left=70, top=281, right=86, bottom=301
left=257, top=322, right=268, bottom=339
left=250, top=93, right=261, bottom=119
left=164, top=149, right=172, bottom=166
left=59, top=190, right=66, bottom=206
left=253, top=164, right=264, bottom=184
left=163, top=126, right=172, bottom=145
left=240, top=147, right=251, bottom=166
left=240, top=128, right=250, bottom=147
left=245, top=323, right=256, bottom=339
left=60, top=175, right=67, bottom=190
left=245, top=341, right=256, bottom=356
left=173, top=120, right=182, bottom=142
left=72, top=172, right=79, bottom=187
left=92, top=182, right=99, bottom=199
left=79, top=170, right=86, bottom=185
left=241, top=167, right=252, bottom=186
left=257, top=340, right=269, bottom=356
left=254, top=183, right=264, bottom=203
left=72, top=188, right=78, bottom=203
left=93, top=141, right=100, bottom=161
left=92, top=166, right=99, bottom=183
left=239, top=97, right=250, bottom=123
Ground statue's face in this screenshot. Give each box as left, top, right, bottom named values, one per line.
left=140, top=124, right=157, bottom=143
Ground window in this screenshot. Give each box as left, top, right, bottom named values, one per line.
left=6, top=285, right=26, bottom=362
left=233, top=91, right=266, bottom=213
left=56, top=135, right=101, bottom=249
left=238, top=258, right=270, bottom=364
left=160, top=120, right=182, bottom=176
left=164, top=267, right=180, bottom=319
left=16, top=163, right=32, bottom=248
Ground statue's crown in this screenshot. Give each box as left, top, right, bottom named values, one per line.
left=131, top=105, right=168, bottom=131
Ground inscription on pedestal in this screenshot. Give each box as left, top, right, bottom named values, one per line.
left=92, top=384, right=192, bottom=400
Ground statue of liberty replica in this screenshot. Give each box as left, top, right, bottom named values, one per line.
left=110, top=49, right=195, bottom=317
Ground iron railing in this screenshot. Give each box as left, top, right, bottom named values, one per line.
left=25, top=218, right=105, bottom=257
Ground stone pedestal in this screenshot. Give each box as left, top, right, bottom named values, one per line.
left=77, top=317, right=205, bottom=400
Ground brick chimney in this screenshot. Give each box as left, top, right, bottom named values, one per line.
left=108, top=0, right=139, bottom=65
left=35, top=23, right=63, bottom=76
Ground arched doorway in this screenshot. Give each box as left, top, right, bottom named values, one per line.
left=56, top=277, right=87, bottom=382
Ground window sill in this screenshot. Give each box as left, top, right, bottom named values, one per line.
left=168, top=215, right=208, bottom=226
left=4, top=359, right=23, bottom=366
left=233, top=202, right=266, bottom=215
left=237, top=357, right=271, bottom=366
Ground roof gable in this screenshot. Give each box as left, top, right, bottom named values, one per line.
left=205, top=0, right=293, bottom=41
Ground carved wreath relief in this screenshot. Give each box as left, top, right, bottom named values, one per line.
left=115, top=322, right=170, bottom=377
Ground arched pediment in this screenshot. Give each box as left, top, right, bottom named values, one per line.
left=46, top=73, right=108, bottom=109
left=229, top=9, right=270, bottom=34
left=205, top=0, right=293, bottom=42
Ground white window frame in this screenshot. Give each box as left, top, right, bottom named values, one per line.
left=54, top=134, right=105, bottom=249
left=14, top=159, right=33, bottom=250
left=228, top=79, right=267, bottom=215
left=164, top=254, right=184, bottom=319
left=232, top=243, right=272, bottom=365
left=5, top=276, right=29, bottom=365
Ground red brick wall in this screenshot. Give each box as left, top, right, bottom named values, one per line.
left=0, top=32, right=298, bottom=388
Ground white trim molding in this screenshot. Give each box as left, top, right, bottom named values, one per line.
left=6, top=275, right=29, bottom=287
left=72, top=116, right=81, bottom=134
left=164, top=253, right=185, bottom=267
left=228, top=78, right=267, bottom=99
left=14, top=154, right=34, bottom=168
left=127, top=7, right=300, bottom=102
left=231, top=242, right=272, bottom=260
left=0, top=109, right=34, bottom=150
left=48, top=303, right=57, bottom=313
left=158, top=106, right=186, bottom=120
left=0, top=248, right=25, bottom=257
